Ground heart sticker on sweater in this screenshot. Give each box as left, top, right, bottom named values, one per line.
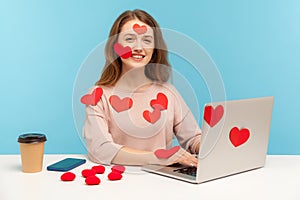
left=114, top=43, right=132, bottom=59
left=143, top=108, right=161, bottom=124
left=80, top=87, right=103, bottom=106
left=204, top=105, right=224, bottom=127
left=109, top=95, right=133, bottom=112
left=150, top=93, right=168, bottom=110
left=154, top=146, right=180, bottom=159
left=229, top=127, right=250, bottom=147
left=133, top=24, right=147, bottom=35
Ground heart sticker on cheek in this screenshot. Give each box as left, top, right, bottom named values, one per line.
left=204, top=105, right=224, bottom=127
left=133, top=24, right=147, bottom=34
left=109, top=95, right=133, bottom=112
left=143, top=108, right=161, bottom=124
left=113, top=43, right=132, bottom=59
left=80, top=87, right=103, bottom=106
left=229, top=127, right=250, bottom=147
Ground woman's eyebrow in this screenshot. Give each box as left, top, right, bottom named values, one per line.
left=143, top=35, right=153, bottom=38
left=123, top=33, right=136, bottom=37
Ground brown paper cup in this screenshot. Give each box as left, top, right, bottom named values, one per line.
left=18, top=133, right=47, bottom=173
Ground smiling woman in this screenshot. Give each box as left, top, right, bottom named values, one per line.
left=81, top=9, right=201, bottom=167
left=97, top=9, right=171, bottom=86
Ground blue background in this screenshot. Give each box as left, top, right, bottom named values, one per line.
left=1, top=0, right=299, bottom=154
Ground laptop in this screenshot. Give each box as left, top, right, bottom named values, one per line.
left=142, top=96, right=274, bottom=183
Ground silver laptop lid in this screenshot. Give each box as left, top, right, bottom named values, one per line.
left=196, top=96, right=274, bottom=182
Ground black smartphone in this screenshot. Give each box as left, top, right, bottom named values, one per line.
left=47, top=158, right=86, bottom=172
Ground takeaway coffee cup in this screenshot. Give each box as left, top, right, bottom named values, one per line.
left=18, top=133, right=47, bottom=173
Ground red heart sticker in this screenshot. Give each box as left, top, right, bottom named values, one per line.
left=143, top=108, right=161, bottom=124
left=204, top=105, right=224, bottom=127
left=81, top=169, right=96, bottom=178
left=60, top=172, right=76, bottom=181
left=109, top=95, right=133, bottom=112
left=150, top=93, right=168, bottom=110
left=108, top=172, right=123, bottom=181
left=229, top=127, right=250, bottom=147
left=114, top=43, right=132, bottom=59
left=91, top=165, right=105, bottom=174
left=133, top=23, right=147, bottom=34
left=111, top=165, right=125, bottom=174
left=80, top=87, right=103, bottom=106
left=85, top=175, right=101, bottom=185
left=154, top=146, right=181, bottom=159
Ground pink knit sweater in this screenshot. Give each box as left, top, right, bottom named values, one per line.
left=83, top=82, right=201, bottom=165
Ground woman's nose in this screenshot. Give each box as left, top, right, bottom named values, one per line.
left=133, top=39, right=143, bottom=51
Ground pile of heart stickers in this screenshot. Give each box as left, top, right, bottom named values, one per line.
left=60, top=165, right=125, bottom=185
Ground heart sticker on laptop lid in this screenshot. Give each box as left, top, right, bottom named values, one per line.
left=229, top=127, right=250, bottom=147
left=204, top=105, right=224, bottom=127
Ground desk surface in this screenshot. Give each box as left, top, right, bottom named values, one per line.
left=0, top=155, right=299, bottom=200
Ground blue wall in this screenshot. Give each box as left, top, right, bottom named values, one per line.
left=1, top=0, right=299, bottom=154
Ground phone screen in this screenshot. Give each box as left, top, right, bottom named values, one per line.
left=47, top=158, right=86, bottom=172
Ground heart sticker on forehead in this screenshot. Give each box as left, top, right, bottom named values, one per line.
left=114, top=43, right=132, bottom=59
left=133, top=24, right=147, bottom=35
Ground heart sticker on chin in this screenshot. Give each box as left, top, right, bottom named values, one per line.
left=113, top=43, right=132, bottom=59
left=150, top=93, right=168, bottom=110
left=204, top=105, right=224, bottom=127
left=229, top=127, right=250, bottom=147
left=80, top=87, right=103, bottom=106
left=133, top=24, right=147, bottom=35
left=109, top=95, right=133, bottom=112
left=143, top=108, right=161, bottom=124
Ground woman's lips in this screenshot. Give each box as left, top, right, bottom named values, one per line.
left=131, top=54, right=145, bottom=61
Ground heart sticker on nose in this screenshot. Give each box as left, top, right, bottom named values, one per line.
left=80, top=87, right=103, bottom=106
left=114, top=43, right=132, bottom=59
left=109, top=95, right=133, bottom=112
left=229, top=127, right=250, bottom=147
left=150, top=93, right=168, bottom=110
left=133, top=24, right=147, bottom=35
left=143, top=108, right=161, bottom=124
left=204, top=105, right=224, bottom=127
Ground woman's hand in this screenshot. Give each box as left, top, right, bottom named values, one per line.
left=154, top=147, right=198, bottom=167
left=175, top=150, right=198, bottom=167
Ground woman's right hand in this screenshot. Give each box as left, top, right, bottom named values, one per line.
left=175, top=149, right=198, bottom=167
left=154, top=147, right=198, bottom=167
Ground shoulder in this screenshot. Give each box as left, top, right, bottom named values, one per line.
left=81, top=85, right=115, bottom=106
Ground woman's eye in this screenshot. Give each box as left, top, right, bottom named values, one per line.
left=144, top=39, right=152, bottom=44
left=125, top=37, right=134, bottom=42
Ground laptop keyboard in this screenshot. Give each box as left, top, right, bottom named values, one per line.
left=173, top=166, right=197, bottom=177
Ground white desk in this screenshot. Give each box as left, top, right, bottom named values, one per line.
left=0, top=155, right=299, bottom=200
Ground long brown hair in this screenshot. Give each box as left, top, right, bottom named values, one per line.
left=96, top=9, right=171, bottom=86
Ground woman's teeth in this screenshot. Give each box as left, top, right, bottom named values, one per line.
left=132, top=55, right=144, bottom=59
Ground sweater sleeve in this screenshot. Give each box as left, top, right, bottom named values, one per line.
left=83, top=90, right=123, bottom=165
left=171, top=85, right=201, bottom=154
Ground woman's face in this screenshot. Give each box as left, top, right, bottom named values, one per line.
left=117, top=19, right=154, bottom=72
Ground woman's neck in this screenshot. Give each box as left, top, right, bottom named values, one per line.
left=117, top=66, right=153, bottom=92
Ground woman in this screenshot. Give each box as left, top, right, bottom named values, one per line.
left=82, top=9, right=201, bottom=167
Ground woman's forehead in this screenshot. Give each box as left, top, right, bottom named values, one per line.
left=120, top=19, right=154, bottom=36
